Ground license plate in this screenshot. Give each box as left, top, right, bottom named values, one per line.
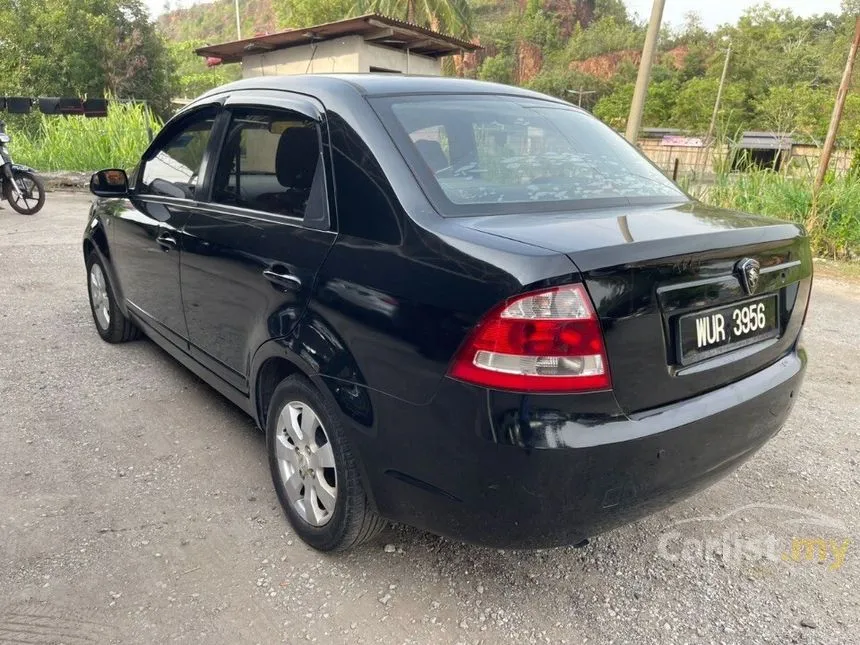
left=677, top=295, right=779, bottom=364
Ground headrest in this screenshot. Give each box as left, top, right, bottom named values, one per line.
left=275, top=126, right=319, bottom=189
left=414, top=139, right=448, bottom=173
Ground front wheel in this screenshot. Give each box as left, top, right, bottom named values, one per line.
left=85, top=252, right=141, bottom=343
left=3, top=170, right=46, bottom=215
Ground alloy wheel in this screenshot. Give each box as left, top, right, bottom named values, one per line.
left=89, top=263, right=111, bottom=330
left=275, top=401, right=338, bottom=526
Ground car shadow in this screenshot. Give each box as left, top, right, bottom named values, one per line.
left=130, top=334, right=651, bottom=572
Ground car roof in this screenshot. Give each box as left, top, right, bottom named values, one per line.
left=198, top=74, right=569, bottom=104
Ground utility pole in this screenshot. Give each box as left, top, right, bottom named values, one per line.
left=706, top=42, right=732, bottom=143
left=566, top=87, right=597, bottom=108
left=814, top=16, right=860, bottom=193
left=234, top=0, right=242, bottom=40
left=625, top=0, right=666, bottom=143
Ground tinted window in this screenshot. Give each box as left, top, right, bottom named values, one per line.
left=329, top=113, right=402, bottom=244
left=376, top=96, right=686, bottom=215
left=211, top=108, right=323, bottom=219
left=141, top=111, right=215, bottom=199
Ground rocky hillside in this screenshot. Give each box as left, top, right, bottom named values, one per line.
left=157, top=0, right=279, bottom=44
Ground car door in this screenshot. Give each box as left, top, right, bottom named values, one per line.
left=109, top=105, right=220, bottom=347
left=179, top=93, right=336, bottom=393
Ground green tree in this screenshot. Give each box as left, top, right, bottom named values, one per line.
left=753, top=85, right=831, bottom=139
left=272, top=0, right=472, bottom=36
left=677, top=43, right=710, bottom=82
left=169, top=40, right=242, bottom=98
left=525, top=68, right=610, bottom=104
left=592, top=79, right=678, bottom=129
left=645, top=79, right=680, bottom=125
left=0, top=0, right=175, bottom=114
left=593, top=83, right=633, bottom=129
left=676, top=11, right=709, bottom=46
left=717, top=6, right=826, bottom=99
left=593, top=0, right=628, bottom=23
left=158, top=0, right=278, bottom=43
left=478, top=54, right=516, bottom=85
left=355, top=0, right=473, bottom=36
left=670, top=78, right=746, bottom=135
left=273, top=0, right=353, bottom=30
left=564, top=16, right=644, bottom=60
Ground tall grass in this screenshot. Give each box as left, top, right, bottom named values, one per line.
left=695, top=170, right=860, bottom=259
left=13, top=101, right=162, bottom=172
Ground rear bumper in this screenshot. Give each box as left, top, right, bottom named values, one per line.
left=347, top=348, right=806, bottom=548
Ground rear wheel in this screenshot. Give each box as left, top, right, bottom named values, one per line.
left=86, top=252, right=140, bottom=343
left=267, top=375, right=385, bottom=551
left=3, top=170, right=45, bottom=215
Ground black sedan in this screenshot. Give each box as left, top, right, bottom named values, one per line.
left=84, top=75, right=811, bottom=551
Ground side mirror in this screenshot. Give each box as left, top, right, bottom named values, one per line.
left=90, top=169, right=129, bottom=197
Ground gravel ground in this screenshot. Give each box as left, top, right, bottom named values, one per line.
left=1, top=193, right=858, bottom=645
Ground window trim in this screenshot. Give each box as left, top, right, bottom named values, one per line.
left=135, top=195, right=315, bottom=230
left=198, top=95, right=333, bottom=231
left=135, top=104, right=224, bottom=200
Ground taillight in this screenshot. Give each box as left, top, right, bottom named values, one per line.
left=448, top=284, right=611, bottom=393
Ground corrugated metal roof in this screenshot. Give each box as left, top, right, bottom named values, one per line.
left=640, top=127, right=682, bottom=139
left=195, top=14, right=480, bottom=63
left=737, top=131, right=793, bottom=150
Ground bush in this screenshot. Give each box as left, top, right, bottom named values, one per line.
left=699, top=170, right=860, bottom=259
left=12, top=101, right=162, bottom=172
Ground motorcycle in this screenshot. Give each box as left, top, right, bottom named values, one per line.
left=0, top=120, right=45, bottom=215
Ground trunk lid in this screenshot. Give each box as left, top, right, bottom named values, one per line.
left=456, top=201, right=812, bottom=413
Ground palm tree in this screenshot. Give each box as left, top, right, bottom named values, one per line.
left=354, top=0, right=472, bottom=37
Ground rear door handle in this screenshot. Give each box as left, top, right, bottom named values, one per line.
left=263, top=268, right=302, bottom=290
left=156, top=233, right=178, bottom=251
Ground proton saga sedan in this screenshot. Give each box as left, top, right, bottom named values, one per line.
left=84, top=75, right=811, bottom=551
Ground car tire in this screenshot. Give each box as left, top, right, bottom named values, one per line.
left=85, top=251, right=141, bottom=343
left=267, top=375, right=385, bottom=551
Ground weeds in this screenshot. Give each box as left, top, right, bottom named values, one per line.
left=695, top=170, right=860, bottom=259
left=12, top=101, right=161, bottom=172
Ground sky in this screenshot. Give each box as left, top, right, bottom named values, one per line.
left=145, top=0, right=846, bottom=28
left=624, top=0, right=844, bottom=28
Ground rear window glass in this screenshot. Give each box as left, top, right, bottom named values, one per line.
left=375, top=96, right=686, bottom=215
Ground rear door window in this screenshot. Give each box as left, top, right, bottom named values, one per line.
left=210, top=108, right=325, bottom=220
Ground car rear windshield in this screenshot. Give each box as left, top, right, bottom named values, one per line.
left=372, top=95, right=687, bottom=216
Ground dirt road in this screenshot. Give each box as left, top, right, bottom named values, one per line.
left=1, top=193, right=857, bottom=644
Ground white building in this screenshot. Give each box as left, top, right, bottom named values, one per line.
left=195, top=14, right=479, bottom=78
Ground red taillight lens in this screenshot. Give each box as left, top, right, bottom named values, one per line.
left=448, top=284, right=611, bottom=393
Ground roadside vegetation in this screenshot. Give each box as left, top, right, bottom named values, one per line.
left=14, top=102, right=161, bottom=173
left=698, top=170, right=860, bottom=259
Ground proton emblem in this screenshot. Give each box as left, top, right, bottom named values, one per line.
left=736, top=258, right=761, bottom=295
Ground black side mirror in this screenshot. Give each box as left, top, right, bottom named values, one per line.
left=90, top=169, right=129, bottom=197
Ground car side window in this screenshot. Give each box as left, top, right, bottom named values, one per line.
left=210, top=107, right=324, bottom=220
left=140, top=110, right=216, bottom=199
